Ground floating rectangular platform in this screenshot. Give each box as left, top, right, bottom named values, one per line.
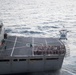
left=0, top=36, right=64, bottom=57
left=0, top=36, right=73, bottom=75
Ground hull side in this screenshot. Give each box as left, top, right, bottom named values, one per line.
left=0, top=56, right=64, bottom=74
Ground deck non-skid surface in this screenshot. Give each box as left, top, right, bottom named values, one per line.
left=0, top=36, right=63, bottom=56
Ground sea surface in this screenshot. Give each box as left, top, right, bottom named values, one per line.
left=0, top=0, right=76, bottom=75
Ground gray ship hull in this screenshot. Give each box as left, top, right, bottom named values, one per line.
left=0, top=56, right=64, bottom=74
left=0, top=36, right=65, bottom=74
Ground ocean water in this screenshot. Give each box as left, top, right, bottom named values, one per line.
left=0, top=0, right=76, bottom=75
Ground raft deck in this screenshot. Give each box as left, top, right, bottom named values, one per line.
left=0, top=36, right=64, bottom=57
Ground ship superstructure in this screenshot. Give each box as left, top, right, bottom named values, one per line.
left=0, top=22, right=5, bottom=44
